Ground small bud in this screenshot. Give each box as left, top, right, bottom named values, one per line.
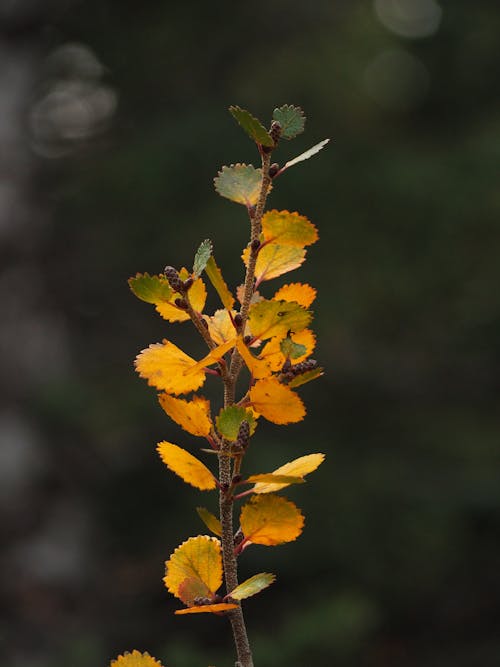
left=236, top=420, right=250, bottom=449
left=250, top=238, right=260, bottom=253
left=243, top=335, right=253, bottom=345
left=269, top=162, right=280, bottom=178
left=270, top=120, right=282, bottom=144
left=221, top=482, right=230, bottom=493
left=232, top=474, right=242, bottom=485
left=234, top=313, right=243, bottom=330
left=261, top=144, right=273, bottom=154
left=174, top=297, right=188, bottom=309
left=183, top=276, right=193, bottom=291
left=212, top=594, right=223, bottom=603
left=282, top=358, right=292, bottom=373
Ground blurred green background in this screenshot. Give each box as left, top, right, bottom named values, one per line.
left=2, top=1, right=500, bottom=666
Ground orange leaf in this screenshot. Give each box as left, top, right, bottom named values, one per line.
left=156, top=271, right=207, bottom=322
left=249, top=377, right=305, bottom=424
left=243, top=243, right=305, bottom=283
left=135, top=340, right=206, bottom=395
left=240, top=495, right=304, bottom=546
left=110, top=650, right=164, bottom=667
left=235, top=338, right=274, bottom=379
left=158, top=394, right=212, bottom=437
left=164, top=535, right=222, bottom=602
left=157, top=442, right=216, bottom=490
left=252, top=453, right=325, bottom=494
left=273, top=282, right=317, bottom=308
left=175, top=603, right=238, bottom=615
left=261, top=210, right=318, bottom=247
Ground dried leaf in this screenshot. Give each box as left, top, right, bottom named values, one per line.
left=273, top=282, right=317, bottom=308
left=164, top=535, right=222, bottom=602
left=272, top=105, right=305, bottom=139
left=248, top=299, right=312, bottom=341
left=216, top=405, right=257, bottom=441
left=196, top=507, right=222, bottom=537
left=205, top=256, right=235, bottom=310
left=128, top=273, right=173, bottom=304
left=240, top=495, right=304, bottom=545
left=261, top=210, right=318, bottom=247
left=157, top=442, right=216, bottom=490
left=110, top=650, right=164, bottom=667
left=229, top=106, right=274, bottom=146
left=249, top=377, right=305, bottom=424
left=253, top=453, right=325, bottom=494
left=214, top=164, right=263, bottom=206
left=193, top=239, right=213, bottom=278
left=229, top=573, right=276, bottom=600
left=135, top=340, right=206, bottom=395
left=158, top=394, right=212, bottom=437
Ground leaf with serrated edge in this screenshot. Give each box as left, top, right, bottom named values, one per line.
left=214, top=164, right=263, bottom=206
left=205, top=256, right=235, bottom=310
left=186, top=339, right=236, bottom=375
left=158, top=394, right=212, bottom=437
left=229, top=573, right=276, bottom=600
left=259, top=330, right=316, bottom=371
left=240, top=495, right=304, bottom=545
left=243, top=243, right=306, bottom=284
left=175, top=603, right=238, bottom=615
left=253, top=453, right=325, bottom=494
left=229, top=106, right=274, bottom=147
left=156, top=272, right=207, bottom=322
left=111, top=650, right=164, bottom=667
left=216, top=405, right=257, bottom=441
left=196, top=507, right=222, bottom=537
left=206, top=309, right=237, bottom=345
left=128, top=273, right=173, bottom=304
left=245, top=474, right=304, bottom=486
left=261, top=210, right=318, bottom=247
left=272, top=105, right=306, bottom=139
left=288, top=366, right=324, bottom=388
left=135, top=340, right=206, bottom=395
left=248, top=299, right=312, bottom=341
left=249, top=377, right=305, bottom=424
left=283, top=139, right=330, bottom=171
left=273, top=282, right=317, bottom=308
left=280, top=336, right=307, bottom=359
left=193, top=239, right=212, bottom=278
left=157, top=442, right=216, bottom=490
left=164, top=535, right=222, bottom=601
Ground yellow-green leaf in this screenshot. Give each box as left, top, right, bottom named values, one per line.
left=249, top=377, right=305, bottom=424
left=288, top=366, right=324, bottom=388
left=158, top=394, right=212, bottom=437
left=214, top=164, right=263, bottom=206
left=229, top=573, right=276, bottom=600
left=164, top=535, right=222, bottom=601
left=252, top=453, right=325, bottom=494
left=128, top=273, right=173, bottom=304
left=206, top=309, right=237, bottom=345
left=248, top=299, right=312, bottom=341
left=261, top=210, right=318, bottom=247
left=205, top=256, right=235, bottom=310
left=240, top=495, right=304, bottom=546
left=242, top=243, right=305, bottom=283
left=110, top=650, right=164, bottom=667
left=196, top=507, right=222, bottom=537
left=216, top=406, right=257, bottom=441
left=157, top=442, right=216, bottom=490
left=135, top=340, right=206, bottom=395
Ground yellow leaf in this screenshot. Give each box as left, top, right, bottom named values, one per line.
left=245, top=473, right=304, bottom=487
left=229, top=572, right=276, bottom=600
left=206, top=309, right=237, bottom=345
left=205, top=256, right=235, bottom=310
left=253, top=453, right=325, bottom=494
left=164, top=535, right=222, bottom=602
left=196, top=507, right=222, bottom=537
left=248, top=300, right=312, bottom=341
left=135, top=340, right=206, bottom=395
left=186, top=339, right=236, bottom=374
left=156, top=272, right=207, bottom=322
left=240, top=495, right=304, bottom=546
left=259, top=330, right=316, bottom=371
left=110, top=650, right=164, bottom=667
left=261, top=210, right=318, bottom=247
left=273, top=282, right=317, bottom=308
left=175, top=603, right=238, bottom=615
left=157, top=442, right=216, bottom=490
left=235, top=338, right=274, bottom=379
left=242, top=243, right=306, bottom=283
left=249, top=377, right=305, bottom=424
left=158, top=394, right=212, bottom=437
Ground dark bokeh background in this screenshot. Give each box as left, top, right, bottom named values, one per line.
left=2, top=1, right=500, bottom=665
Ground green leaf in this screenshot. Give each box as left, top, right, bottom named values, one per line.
left=205, top=256, right=235, bottom=310
left=280, top=336, right=307, bottom=359
left=283, top=139, right=330, bottom=171
left=272, top=105, right=305, bottom=139
left=288, top=366, right=324, bottom=388
left=128, top=273, right=173, bottom=304
left=229, top=106, right=274, bottom=147
left=229, top=573, right=276, bottom=601
left=248, top=299, right=312, bottom=340
left=196, top=506, right=222, bottom=537
left=214, top=164, right=263, bottom=206
left=193, top=239, right=213, bottom=279
left=216, top=406, right=257, bottom=441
